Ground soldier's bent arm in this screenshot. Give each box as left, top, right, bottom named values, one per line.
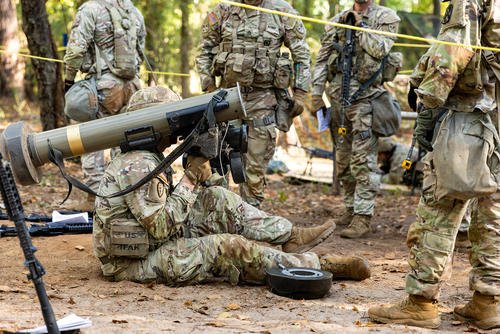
left=358, top=10, right=400, bottom=60
left=283, top=12, right=311, bottom=91
left=63, top=4, right=98, bottom=81
left=196, top=5, right=225, bottom=88
left=311, top=23, right=339, bottom=96
left=120, top=160, right=195, bottom=240
left=136, top=9, right=146, bottom=60
left=410, top=3, right=479, bottom=109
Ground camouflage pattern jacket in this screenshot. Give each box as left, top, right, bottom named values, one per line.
left=410, top=0, right=499, bottom=113
left=312, top=4, right=400, bottom=100
left=93, top=151, right=197, bottom=261
left=64, top=0, right=146, bottom=81
left=196, top=0, right=311, bottom=91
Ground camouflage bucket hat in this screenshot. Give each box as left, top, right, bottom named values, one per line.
left=126, top=86, right=181, bottom=112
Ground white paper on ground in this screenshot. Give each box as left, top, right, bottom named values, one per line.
left=19, top=313, right=92, bottom=333
left=52, top=210, right=89, bottom=224
left=316, top=108, right=331, bottom=133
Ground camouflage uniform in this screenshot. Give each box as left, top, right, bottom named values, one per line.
left=196, top=0, right=311, bottom=206
left=378, top=137, right=417, bottom=185
left=93, top=150, right=320, bottom=284
left=64, top=0, right=145, bottom=191
left=312, top=4, right=400, bottom=217
left=402, top=0, right=500, bottom=300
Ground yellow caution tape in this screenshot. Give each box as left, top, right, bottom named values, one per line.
left=0, top=49, right=190, bottom=77
left=394, top=43, right=430, bottom=48
left=398, top=70, right=414, bottom=74
left=220, top=0, right=500, bottom=53
left=144, top=70, right=190, bottom=77
left=0, top=49, right=64, bottom=63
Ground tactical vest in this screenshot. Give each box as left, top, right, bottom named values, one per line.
left=213, top=0, right=293, bottom=89
left=96, top=0, right=138, bottom=80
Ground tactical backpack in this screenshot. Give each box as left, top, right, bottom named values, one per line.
left=96, top=0, right=138, bottom=80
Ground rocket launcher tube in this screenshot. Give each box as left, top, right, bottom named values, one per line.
left=1, top=87, right=246, bottom=185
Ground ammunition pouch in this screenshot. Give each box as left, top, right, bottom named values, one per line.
left=273, top=55, right=293, bottom=89
left=64, top=76, right=100, bottom=122
left=223, top=47, right=256, bottom=87
left=109, top=218, right=149, bottom=259
left=274, top=89, right=294, bottom=132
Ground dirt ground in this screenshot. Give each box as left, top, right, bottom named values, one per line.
left=0, top=101, right=483, bottom=333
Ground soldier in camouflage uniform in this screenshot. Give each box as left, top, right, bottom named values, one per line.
left=377, top=137, right=417, bottom=185
left=369, top=0, right=500, bottom=329
left=311, top=0, right=400, bottom=238
left=64, top=0, right=145, bottom=202
left=92, top=87, right=371, bottom=285
left=196, top=0, right=311, bottom=207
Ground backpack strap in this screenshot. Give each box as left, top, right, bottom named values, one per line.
left=349, top=55, right=388, bottom=102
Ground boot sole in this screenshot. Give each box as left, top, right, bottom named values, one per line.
left=454, top=311, right=500, bottom=330
left=291, top=224, right=336, bottom=253
left=339, top=229, right=369, bottom=239
left=369, top=313, right=441, bottom=329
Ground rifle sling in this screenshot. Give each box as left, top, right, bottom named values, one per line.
left=349, top=55, right=388, bottom=103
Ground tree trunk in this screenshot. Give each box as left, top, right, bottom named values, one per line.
left=433, top=0, right=442, bottom=33
left=328, top=0, right=339, bottom=18
left=303, top=0, right=312, bottom=18
left=0, top=0, right=24, bottom=98
left=379, top=0, right=386, bottom=5
left=180, top=0, right=191, bottom=98
left=20, top=0, right=65, bottom=130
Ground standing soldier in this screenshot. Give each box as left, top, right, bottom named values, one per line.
left=63, top=0, right=146, bottom=210
left=196, top=0, right=311, bottom=207
left=368, top=0, right=500, bottom=329
left=311, top=0, right=400, bottom=238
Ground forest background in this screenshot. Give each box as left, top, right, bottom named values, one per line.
left=0, top=0, right=444, bottom=131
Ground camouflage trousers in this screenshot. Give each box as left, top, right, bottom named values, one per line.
left=238, top=89, right=277, bottom=207
left=82, top=73, right=140, bottom=190
left=331, top=99, right=380, bottom=216
left=106, top=186, right=321, bottom=284
left=405, top=183, right=500, bottom=299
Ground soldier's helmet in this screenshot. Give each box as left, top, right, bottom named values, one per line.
left=126, top=86, right=181, bottom=112
left=377, top=137, right=397, bottom=153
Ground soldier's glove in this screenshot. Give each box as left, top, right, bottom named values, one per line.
left=184, top=155, right=212, bottom=184
left=311, top=95, right=326, bottom=113
left=64, top=80, right=74, bottom=93
left=341, top=10, right=363, bottom=27
left=291, top=89, right=308, bottom=117
left=407, top=84, right=418, bottom=112
left=415, top=106, right=440, bottom=152
left=201, top=76, right=217, bottom=93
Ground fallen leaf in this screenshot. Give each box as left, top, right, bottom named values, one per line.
left=112, top=319, right=128, bottom=324
left=74, top=245, right=85, bottom=251
left=217, top=312, right=232, bottom=319
left=0, top=285, right=11, bottom=292
left=184, top=300, right=193, bottom=307
left=206, top=321, right=225, bottom=327
left=68, top=297, right=76, bottom=305
left=451, top=320, right=462, bottom=326
left=352, top=305, right=359, bottom=312
left=226, top=303, right=241, bottom=311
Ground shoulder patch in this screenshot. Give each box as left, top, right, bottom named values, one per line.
left=442, top=4, right=453, bottom=24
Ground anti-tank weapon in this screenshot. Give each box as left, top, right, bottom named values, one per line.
left=0, top=87, right=248, bottom=192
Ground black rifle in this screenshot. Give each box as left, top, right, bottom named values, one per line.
left=0, top=220, right=93, bottom=237
left=338, top=13, right=356, bottom=142
left=0, top=154, right=60, bottom=333
left=293, top=145, right=339, bottom=193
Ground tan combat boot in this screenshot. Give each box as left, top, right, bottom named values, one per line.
left=282, top=220, right=336, bottom=253
left=340, top=214, right=371, bottom=239
left=454, top=292, right=500, bottom=330
left=335, top=207, right=354, bottom=226
left=320, top=254, right=370, bottom=281
left=368, top=295, right=441, bottom=329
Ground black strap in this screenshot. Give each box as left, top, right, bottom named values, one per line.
left=49, top=90, right=227, bottom=203
left=350, top=55, right=388, bottom=102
